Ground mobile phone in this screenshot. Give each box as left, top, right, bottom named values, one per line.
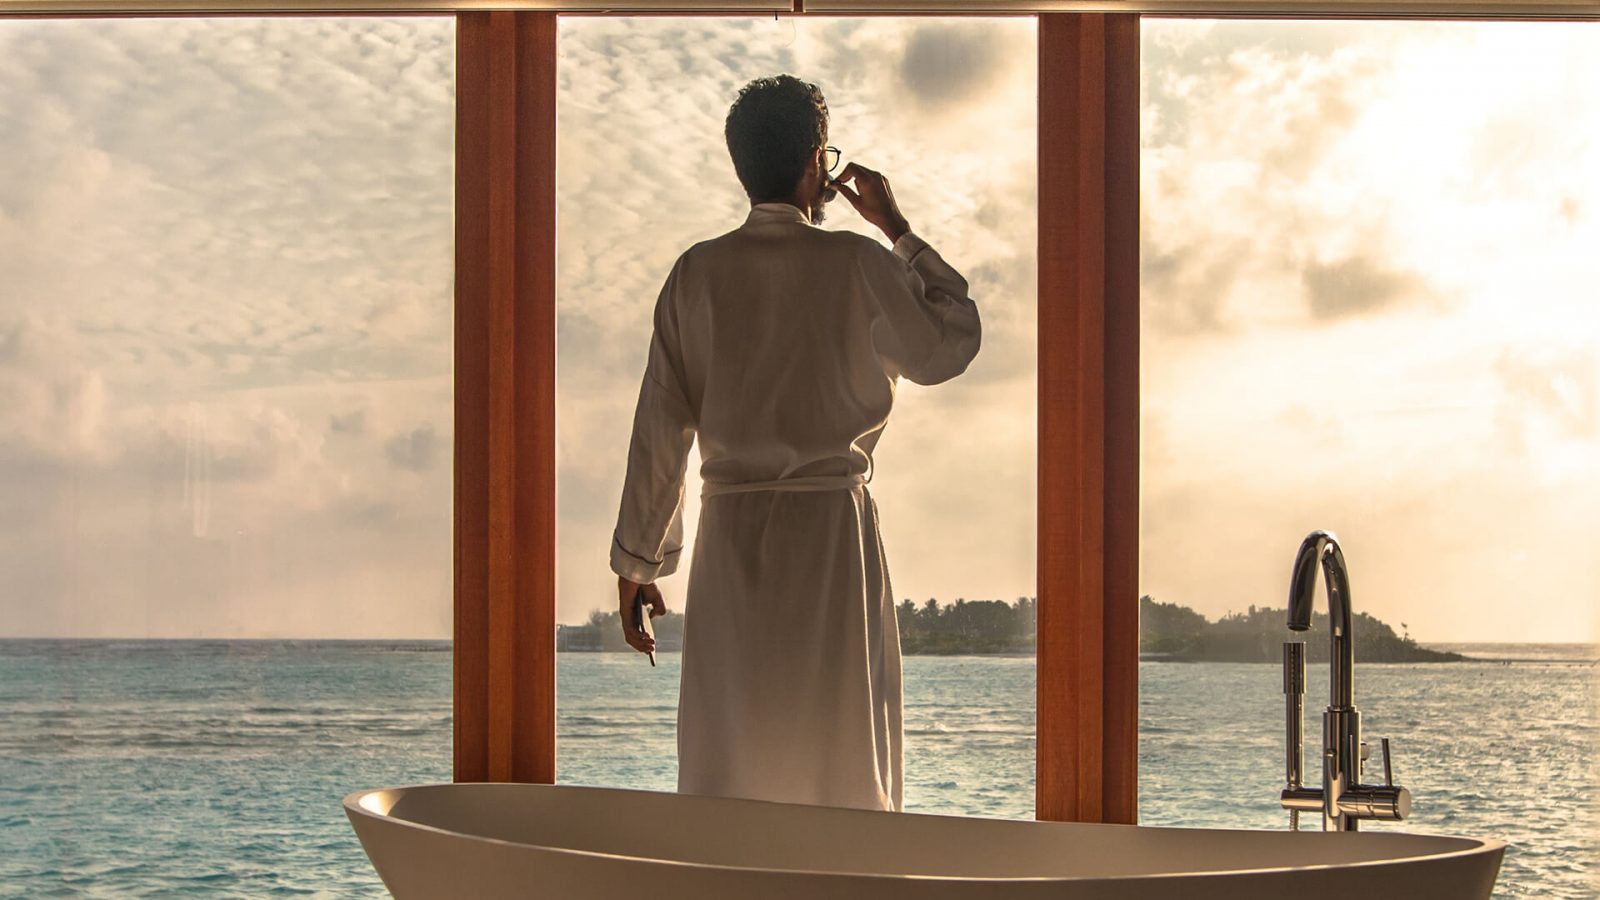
left=632, top=587, right=657, bottom=667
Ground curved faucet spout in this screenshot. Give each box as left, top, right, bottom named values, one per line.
left=1287, top=530, right=1354, bottom=710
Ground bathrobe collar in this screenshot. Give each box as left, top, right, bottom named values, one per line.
left=743, top=201, right=814, bottom=228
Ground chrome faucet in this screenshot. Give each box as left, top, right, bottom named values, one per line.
left=1279, top=530, right=1411, bottom=831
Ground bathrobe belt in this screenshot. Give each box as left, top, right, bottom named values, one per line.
left=701, top=474, right=867, bottom=498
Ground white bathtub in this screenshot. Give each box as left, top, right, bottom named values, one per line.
left=344, top=782, right=1504, bottom=899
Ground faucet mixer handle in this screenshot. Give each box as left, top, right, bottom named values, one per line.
left=1339, top=739, right=1411, bottom=822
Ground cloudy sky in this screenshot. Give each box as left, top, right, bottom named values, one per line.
left=0, top=15, right=1592, bottom=642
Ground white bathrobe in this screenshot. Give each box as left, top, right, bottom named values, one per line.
left=609, top=201, right=981, bottom=812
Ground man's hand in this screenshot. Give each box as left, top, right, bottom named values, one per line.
left=618, top=576, right=666, bottom=655
left=829, top=162, right=911, bottom=244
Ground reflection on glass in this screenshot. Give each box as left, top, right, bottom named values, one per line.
left=555, top=16, right=1037, bottom=817
left=1139, top=19, right=1598, bottom=897
left=0, top=17, right=455, bottom=894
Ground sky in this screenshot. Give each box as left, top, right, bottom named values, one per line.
left=1138, top=20, right=1599, bottom=643
left=0, top=15, right=1593, bottom=642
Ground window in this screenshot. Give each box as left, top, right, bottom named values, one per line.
left=0, top=17, right=455, bottom=894
left=554, top=14, right=1039, bottom=816
left=1139, top=19, right=1599, bottom=896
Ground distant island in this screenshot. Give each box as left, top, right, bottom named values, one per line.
left=1139, top=597, right=1466, bottom=663
left=560, top=595, right=1467, bottom=663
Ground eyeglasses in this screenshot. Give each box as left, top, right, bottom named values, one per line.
left=823, top=146, right=841, bottom=173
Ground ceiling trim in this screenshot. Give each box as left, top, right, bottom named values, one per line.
left=2, top=0, right=1597, bottom=17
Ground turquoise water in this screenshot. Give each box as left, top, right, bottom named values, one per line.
left=1, top=641, right=1595, bottom=898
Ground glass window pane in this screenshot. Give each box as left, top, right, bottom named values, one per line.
left=1139, top=19, right=1599, bottom=897
left=0, top=17, right=455, bottom=895
left=555, top=15, right=1037, bottom=817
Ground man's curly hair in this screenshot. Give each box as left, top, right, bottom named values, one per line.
left=724, top=74, right=829, bottom=203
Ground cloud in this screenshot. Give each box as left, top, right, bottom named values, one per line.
left=1138, top=19, right=1600, bottom=644
left=898, top=22, right=1012, bottom=111
left=1493, top=346, right=1598, bottom=478
left=0, top=19, right=455, bottom=637
left=1139, top=22, right=1418, bottom=336
left=0, top=343, right=452, bottom=637
left=0, top=313, right=344, bottom=496
left=1139, top=234, right=1253, bottom=336
left=384, top=423, right=440, bottom=472
left=9, top=15, right=1588, bottom=643
left=1303, top=254, right=1433, bottom=321
left=329, top=408, right=367, bottom=436
left=0, top=17, right=455, bottom=386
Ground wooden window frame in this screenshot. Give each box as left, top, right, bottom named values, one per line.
left=449, top=6, right=1588, bottom=819
left=2, top=3, right=1579, bottom=825
left=452, top=5, right=1584, bottom=823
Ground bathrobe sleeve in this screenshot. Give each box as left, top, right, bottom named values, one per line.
left=859, top=229, right=982, bottom=385
left=610, top=255, right=698, bottom=585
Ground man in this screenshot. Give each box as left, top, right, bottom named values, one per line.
left=608, top=73, right=980, bottom=813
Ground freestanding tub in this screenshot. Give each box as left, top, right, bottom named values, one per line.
left=344, top=783, right=1504, bottom=899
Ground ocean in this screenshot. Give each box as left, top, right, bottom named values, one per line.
left=1, top=641, right=1595, bottom=898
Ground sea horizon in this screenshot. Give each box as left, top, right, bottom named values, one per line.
left=3, top=637, right=1595, bottom=663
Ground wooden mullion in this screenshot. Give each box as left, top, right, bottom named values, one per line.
left=1037, top=11, right=1139, bottom=825
left=1101, top=11, right=1140, bottom=825
left=484, top=8, right=518, bottom=783
left=511, top=10, right=559, bottom=786
left=1073, top=13, right=1109, bottom=826
left=453, top=10, right=491, bottom=785
left=455, top=9, right=557, bottom=786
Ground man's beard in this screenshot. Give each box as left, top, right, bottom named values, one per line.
left=812, top=181, right=837, bottom=225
